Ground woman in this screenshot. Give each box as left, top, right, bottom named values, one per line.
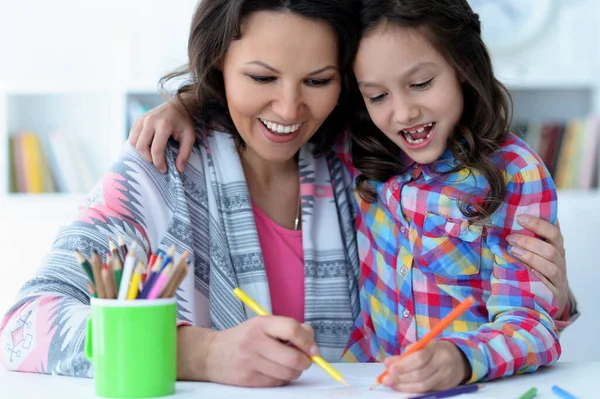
left=1, top=0, right=576, bottom=388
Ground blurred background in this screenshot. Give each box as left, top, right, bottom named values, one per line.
left=0, top=0, right=598, bottom=361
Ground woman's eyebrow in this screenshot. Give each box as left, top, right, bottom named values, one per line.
left=245, top=61, right=337, bottom=76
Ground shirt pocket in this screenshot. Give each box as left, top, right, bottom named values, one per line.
left=418, top=211, right=483, bottom=277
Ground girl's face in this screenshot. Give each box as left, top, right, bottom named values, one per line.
left=353, top=23, right=464, bottom=165
left=222, top=11, right=341, bottom=163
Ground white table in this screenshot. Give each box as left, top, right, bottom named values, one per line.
left=0, top=362, right=597, bottom=399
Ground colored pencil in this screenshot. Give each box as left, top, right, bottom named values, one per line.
left=158, top=259, right=189, bottom=298
left=101, top=267, right=116, bottom=299
left=232, top=287, right=349, bottom=387
left=117, top=243, right=138, bottom=300
left=127, top=262, right=145, bottom=300
left=147, top=263, right=173, bottom=299
left=517, top=387, right=538, bottom=399
left=140, top=253, right=164, bottom=298
left=91, top=251, right=106, bottom=299
left=371, top=296, right=475, bottom=390
left=87, top=282, right=97, bottom=298
left=109, top=238, right=123, bottom=290
left=552, top=385, right=578, bottom=399
left=144, top=254, right=157, bottom=284
left=118, top=236, right=128, bottom=260
left=409, top=384, right=483, bottom=399
left=75, top=252, right=97, bottom=298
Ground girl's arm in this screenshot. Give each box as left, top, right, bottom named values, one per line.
left=0, top=143, right=177, bottom=376
left=440, top=162, right=561, bottom=383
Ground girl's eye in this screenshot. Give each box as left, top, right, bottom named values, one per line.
left=368, top=93, right=388, bottom=104
left=305, top=78, right=333, bottom=87
left=412, top=78, right=434, bottom=90
left=248, top=75, right=276, bottom=83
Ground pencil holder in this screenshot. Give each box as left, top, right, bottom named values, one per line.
left=85, top=298, right=177, bottom=398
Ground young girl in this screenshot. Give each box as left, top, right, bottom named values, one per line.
left=129, top=0, right=573, bottom=393
left=340, top=0, right=560, bottom=392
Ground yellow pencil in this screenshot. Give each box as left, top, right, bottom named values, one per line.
left=126, top=262, right=144, bottom=300
left=232, top=287, right=349, bottom=387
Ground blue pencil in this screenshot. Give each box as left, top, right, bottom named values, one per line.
left=408, top=384, right=482, bottom=399
left=552, top=385, right=578, bottom=399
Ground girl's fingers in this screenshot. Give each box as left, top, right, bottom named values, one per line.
left=384, top=360, right=437, bottom=386
left=135, top=125, right=156, bottom=164
left=389, top=369, right=442, bottom=393
left=176, top=130, right=196, bottom=173
left=128, top=118, right=142, bottom=146
left=510, top=242, right=564, bottom=287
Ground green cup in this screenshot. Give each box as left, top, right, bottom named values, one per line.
left=85, top=298, right=177, bottom=398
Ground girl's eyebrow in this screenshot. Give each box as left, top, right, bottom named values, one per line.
left=245, top=60, right=338, bottom=76
left=402, top=61, right=437, bottom=78
left=358, top=61, right=438, bottom=88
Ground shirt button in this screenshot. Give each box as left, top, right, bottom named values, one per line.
left=400, top=266, right=408, bottom=275
left=413, top=164, right=419, bottom=169
left=391, top=182, right=399, bottom=191
left=403, top=309, right=411, bottom=318
left=400, top=226, right=407, bottom=234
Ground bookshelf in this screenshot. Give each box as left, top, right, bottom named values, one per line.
left=0, top=88, right=164, bottom=197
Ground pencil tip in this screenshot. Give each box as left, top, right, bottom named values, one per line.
left=369, top=382, right=380, bottom=391
left=340, top=379, right=350, bottom=387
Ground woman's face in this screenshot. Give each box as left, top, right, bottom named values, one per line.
left=222, top=11, right=341, bottom=163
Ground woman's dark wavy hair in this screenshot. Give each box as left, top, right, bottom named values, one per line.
left=160, top=0, right=361, bottom=155
left=350, top=0, right=513, bottom=220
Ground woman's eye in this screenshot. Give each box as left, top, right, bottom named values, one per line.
left=248, top=75, right=276, bottom=83
left=412, top=78, right=434, bottom=90
left=305, top=78, right=332, bottom=87
left=368, top=93, right=387, bottom=104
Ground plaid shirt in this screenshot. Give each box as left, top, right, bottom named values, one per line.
left=341, top=134, right=561, bottom=383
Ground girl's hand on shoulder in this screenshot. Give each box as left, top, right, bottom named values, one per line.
left=179, top=316, right=317, bottom=387
left=507, top=215, right=569, bottom=317
left=128, top=100, right=195, bottom=174
left=382, top=341, right=470, bottom=393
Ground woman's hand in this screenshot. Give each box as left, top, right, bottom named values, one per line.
left=507, top=215, right=569, bottom=317
left=128, top=99, right=196, bottom=174
left=177, top=316, right=318, bottom=387
left=382, top=341, right=470, bottom=393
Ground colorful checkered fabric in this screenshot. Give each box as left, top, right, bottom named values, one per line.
left=341, top=134, right=561, bottom=383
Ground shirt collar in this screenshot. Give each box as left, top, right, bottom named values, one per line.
left=401, top=146, right=457, bottom=182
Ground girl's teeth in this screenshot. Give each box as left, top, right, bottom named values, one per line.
left=403, top=122, right=434, bottom=135
left=404, top=131, right=432, bottom=144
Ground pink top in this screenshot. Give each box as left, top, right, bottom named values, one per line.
left=252, top=202, right=305, bottom=323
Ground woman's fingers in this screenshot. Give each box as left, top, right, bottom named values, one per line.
left=517, top=215, right=565, bottom=258
left=261, top=317, right=319, bottom=358
left=508, top=232, right=565, bottom=274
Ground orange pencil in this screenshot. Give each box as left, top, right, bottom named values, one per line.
left=370, top=296, right=475, bottom=390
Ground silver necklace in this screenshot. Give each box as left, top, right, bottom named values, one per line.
left=294, top=192, right=301, bottom=230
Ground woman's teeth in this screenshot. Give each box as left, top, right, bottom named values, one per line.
left=260, top=118, right=302, bottom=134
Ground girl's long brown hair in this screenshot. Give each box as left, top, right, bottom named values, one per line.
left=350, top=0, right=513, bottom=220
